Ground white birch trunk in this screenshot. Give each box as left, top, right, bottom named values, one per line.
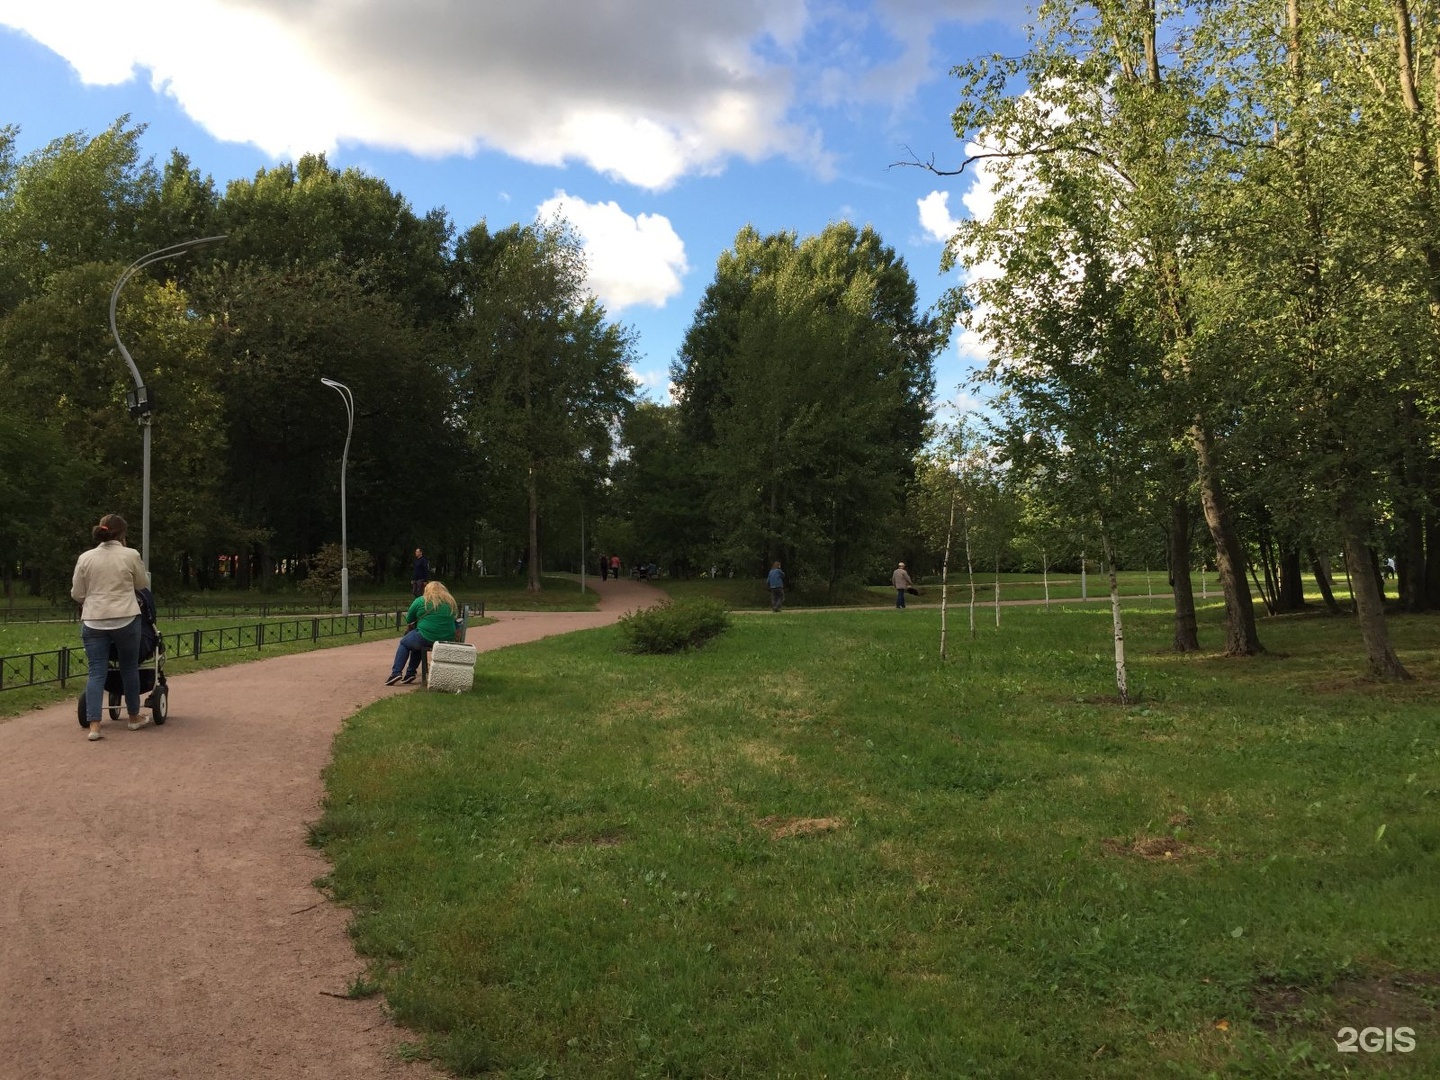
left=994, top=555, right=1001, bottom=627
left=965, top=523, right=976, bottom=640
left=940, top=488, right=956, bottom=660
left=1104, top=537, right=1129, bottom=704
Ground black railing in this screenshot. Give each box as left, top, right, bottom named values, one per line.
left=1, top=600, right=405, bottom=624
left=0, top=602, right=482, bottom=692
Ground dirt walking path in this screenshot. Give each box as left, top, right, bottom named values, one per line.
left=0, top=578, right=662, bottom=1080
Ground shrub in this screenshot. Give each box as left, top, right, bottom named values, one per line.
left=618, top=598, right=731, bottom=654
left=299, top=543, right=375, bottom=607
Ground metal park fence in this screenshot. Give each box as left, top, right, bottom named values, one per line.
left=0, top=602, right=482, bottom=693
left=0, top=599, right=359, bottom=624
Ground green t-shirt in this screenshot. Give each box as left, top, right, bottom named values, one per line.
left=406, top=597, right=457, bottom=643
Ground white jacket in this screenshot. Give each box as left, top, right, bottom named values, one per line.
left=71, top=542, right=148, bottom=620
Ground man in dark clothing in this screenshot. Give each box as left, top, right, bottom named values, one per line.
left=411, top=548, right=430, bottom=598
left=767, top=561, right=785, bottom=612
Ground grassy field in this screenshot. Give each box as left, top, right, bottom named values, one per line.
left=314, top=603, right=1440, bottom=1078
left=660, top=569, right=1356, bottom=611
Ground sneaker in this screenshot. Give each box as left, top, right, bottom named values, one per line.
left=127, top=716, right=153, bottom=731
left=384, top=673, right=404, bottom=686
left=401, top=672, right=418, bottom=684
left=88, top=728, right=102, bottom=741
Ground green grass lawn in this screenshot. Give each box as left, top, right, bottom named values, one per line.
left=314, top=604, right=1440, bottom=1078
left=659, top=570, right=1361, bottom=611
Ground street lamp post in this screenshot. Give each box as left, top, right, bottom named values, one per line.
left=109, top=235, right=226, bottom=571
left=319, top=378, right=354, bottom=615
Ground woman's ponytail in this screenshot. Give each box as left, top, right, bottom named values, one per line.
left=93, top=513, right=128, bottom=544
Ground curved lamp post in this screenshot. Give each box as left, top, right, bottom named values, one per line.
left=109, top=235, right=227, bottom=570
left=319, top=378, right=354, bottom=615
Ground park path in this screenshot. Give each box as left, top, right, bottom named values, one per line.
left=0, top=577, right=662, bottom=1080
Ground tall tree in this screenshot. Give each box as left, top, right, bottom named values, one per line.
left=927, top=0, right=1262, bottom=655
left=673, top=223, right=936, bottom=593
left=455, top=219, right=635, bottom=591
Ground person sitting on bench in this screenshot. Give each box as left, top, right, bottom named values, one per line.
left=386, top=580, right=458, bottom=685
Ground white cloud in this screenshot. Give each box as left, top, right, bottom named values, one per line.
left=536, top=192, right=688, bottom=312
left=0, top=0, right=824, bottom=190
left=626, top=365, right=673, bottom=403
left=0, top=0, right=1013, bottom=189
left=917, top=190, right=960, bottom=243
left=819, top=0, right=1013, bottom=106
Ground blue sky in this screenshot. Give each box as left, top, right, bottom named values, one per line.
left=0, top=1, right=1024, bottom=407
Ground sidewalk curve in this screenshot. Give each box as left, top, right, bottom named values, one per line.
left=0, top=578, right=662, bottom=1080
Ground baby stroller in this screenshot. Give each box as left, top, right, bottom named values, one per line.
left=76, top=587, right=169, bottom=728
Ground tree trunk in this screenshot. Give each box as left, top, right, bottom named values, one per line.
left=1104, top=535, right=1129, bottom=704
left=259, top=545, right=275, bottom=593
left=940, top=488, right=955, bottom=660
left=1191, top=421, right=1263, bottom=655
left=1427, top=510, right=1440, bottom=608
left=526, top=462, right=541, bottom=592
left=965, top=520, right=976, bottom=640
left=1398, top=507, right=1426, bottom=611
left=1248, top=563, right=1275, bottom=616
left=1341, top=519, right=1412, bottom=679
left=1167, top=498, right=1200, bottom=651
left=1307, top=548, right=1341, bottom=613
left=1276, top=546, right=1305, bottom=612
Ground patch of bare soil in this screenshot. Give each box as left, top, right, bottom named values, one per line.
left=1100, top=834, right=1209, bottom=861
left=1252, top=971, right=1440, bottom=1035
left=754, top=815, right=846, bottom=840
left=550, top=830, right=627, bottom=848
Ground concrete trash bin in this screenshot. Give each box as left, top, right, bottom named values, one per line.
left=427, top=641, right=477, bottom=693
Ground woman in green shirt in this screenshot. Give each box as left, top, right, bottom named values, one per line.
left=386, top=580, right=459, bottom=685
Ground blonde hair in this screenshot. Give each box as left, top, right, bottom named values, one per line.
left=422, top=580, right=457, bottom=613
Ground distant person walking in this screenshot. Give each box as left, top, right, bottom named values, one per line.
left=610, top=554, right=621, bottom=580
left=411, top=547, right=430, bottom=598
left=72, top=513, right=149, bottom=740
left=767, top=561, right=786, bottom=613
left=598, top=553, right=609, bottom=581
left=892, top=562, right=913, bottom=609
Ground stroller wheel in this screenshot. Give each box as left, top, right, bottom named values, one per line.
left=108, top=691, right=122, bottom=721
left=77, top=694, right=89, bottom=728
left=153, top=686, right=168, bottom=725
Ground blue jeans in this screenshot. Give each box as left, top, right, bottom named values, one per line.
left=82, top=618, right=142, bottom=720
left=896, top=589, right=906, bottom=608
left=391, top=630, right=430, bottom=678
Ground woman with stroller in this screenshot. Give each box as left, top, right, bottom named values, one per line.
left=71, top=513, right=150, bottom=741
left=386, top=580, right=459, bottom=685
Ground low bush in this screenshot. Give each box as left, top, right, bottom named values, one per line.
left=617, top=598, right=730, bottom=653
